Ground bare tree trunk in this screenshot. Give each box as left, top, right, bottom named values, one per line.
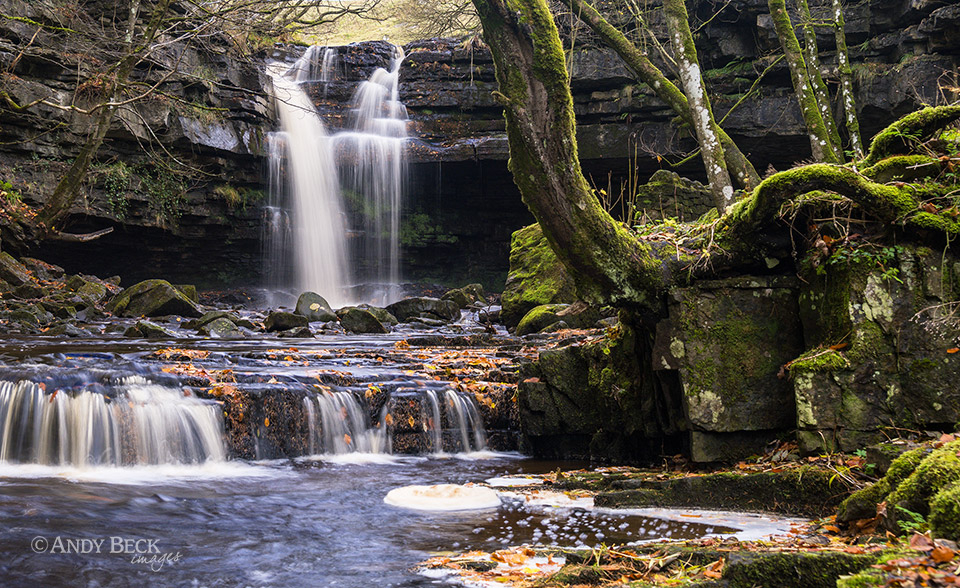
left=662, top=0, right=733, bottom=209
left=832, top=0, right=863, bottom=159
left=768, top=0, right=840, bottom=163
left=566, top=0, right=760, bottom=190
left=797, top=0, right=843, bottom=161
left=39, top=0, right=170, bottom=232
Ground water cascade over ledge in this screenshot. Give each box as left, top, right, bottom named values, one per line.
left=265, top=44, right=408, bottom=306
left=0, top=378, right=226, bottom=466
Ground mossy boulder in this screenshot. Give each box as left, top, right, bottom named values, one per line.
left=633, top=169, right=714, bottom=222
left=109, top=279, right=202, bottom=318
left=385, top=297, right=459, bottom=322
left=124, top=320, right=177, bottom=339
left=793, top=244, right=960, bottom=453
left=516, top=303, right=568, bottom=335
left=442, top=283, right=487, bottom=308
left=20, top=258, right=64, bottom=281
left=339, top=307, right=389, bottom=334
left=838, top=448, right=925, bottom=523
left=295, top=292, right=337, bottom=322
left=356, top=304, right=398, bottom=326
left=930, top=481, right=960, bottom=540
left=199, top=317, right=243, bottom=339
left=501, top=223, right=576, bottom=328
left=264, top=311, right=309, bottom=332
left=174, top=284, right=199, bottom=303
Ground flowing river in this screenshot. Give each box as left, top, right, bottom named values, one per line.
left=0, top=318, right=797, bottom=587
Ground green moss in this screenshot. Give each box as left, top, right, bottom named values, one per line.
left=929, top=481, right=960, bottom=540
left=837, top=549, right=925, bottom=588
left=838, top=448, right=924, bottom=523
left=862, top=105, right=960, bottom=167
left=861, top=155, right=941, bottom=183
left=888, top=441, right=960, bottom=515
left=790, top=349, right=850, bottom=373
left=725, top=551, right=877, bottom=588
left=501, top=223, right=576, bottom=327
left=515, top=303, right=566, bottom=335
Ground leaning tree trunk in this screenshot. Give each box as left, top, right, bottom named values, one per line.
left=832, top=0, right=863, bottom=159
left=567, top=0, right=760, bottom=190
left=39, top=0, right=173, bottom=232
left=470, top=0, right=664, bottom=307
left=797, top=0, right=844, bottom=161
left=662, top=0, right=733, bottom=209
left=768, top=0, right=840, bottom=163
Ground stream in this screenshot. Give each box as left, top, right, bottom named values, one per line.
left=0, top=319, right=798, bottom=587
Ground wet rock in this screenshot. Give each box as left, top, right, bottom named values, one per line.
left=441, top=283, right=487, bottom=308
left=13, top=283, right=46, bottom=299
left=199, top=317, right=243, bottom=339
left=357, top=304, right=398, bottom=326
left=0, top=252, right=33, bottom=287
left=501, top=224, right=576, bottom=328
left=174, top=284, right=199, bottom=303
left=277, top=326, right=313, bottom=338
left=186, top=310, right=237, bottom=329
left=633, top=170, right=714, bottom=222
left=75, top=280, right=108, bottom=304
left=295, top=291, right=337, bottom=322
left=109, top=279, right=202, bottom=318
left=45, top=323, right=87, bottom=337
left=20, top=257, right=64, bottom=280
left=125, top=320, right=177, bottom=339
left=386, top=297, right=459, bottom=322
left=339, top=307, right=389, bottom=334
left=516, top=304, right=568, bottom=336
left=538, top=320, right=569, bottom=333
left=264, top=311, right=309, bottom=332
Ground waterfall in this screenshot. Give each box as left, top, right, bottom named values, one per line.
left=266, top=57, right=352, bottom=307
left=265, top=44, right=408, bottom=306
left=0, top=378, right=226, bottom=467
left=444, top=389, right=488, bottom=453
left=303, top=388, right=487, bottom=456
left=303, top=392, right=389, bottom=455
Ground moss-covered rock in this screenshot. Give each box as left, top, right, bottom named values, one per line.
left=838, top=448, right=925, bottom=523
left=516, top=303, right=568, bottom=335
left=124, top=320, right=177, bottom=339
left=888, top=441, right=960, bottom=516
left=0, top=252, right=33, bottom=287
left=633, top=169, right=715, bottom=222
left=198, top=317, right=243, bottom=338
left=501, top=223, right=576, bottom=328
left=109, top=279, right=202, bottom=318
left=385, top=297, right=459, bottom=322
left=339, top=307, right=389, bottom=334
left=441, top=283, right=487, bottom=308
left=929, top=481, right=960, bottom=540
left=595, top=466, right=850, bottom=517
left=264, top=311, right=309, bottom=332
left=174, top=284, right=199, bottom=303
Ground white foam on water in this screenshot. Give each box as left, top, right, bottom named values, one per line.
left=0, top=460, right=279, bottom=485
left=385, top=484, right=501, bottom=511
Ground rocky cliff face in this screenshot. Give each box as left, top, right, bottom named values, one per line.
left=0, top=0, right=271, bottom=286
left=0, top=0, right=956, bottom=289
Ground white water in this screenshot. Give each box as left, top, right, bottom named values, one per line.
left=267, top=56, right=352, bottom=307
left=303, top=388, right=488, bottom=456
left=265, top=45, right=408, bottom=306
left=0, top=378, right=226, bottom=467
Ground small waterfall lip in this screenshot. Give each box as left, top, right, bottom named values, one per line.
left=0, top=377, right=228, bottom=469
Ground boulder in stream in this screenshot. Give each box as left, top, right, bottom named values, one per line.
left=199, top=317, right=244, bottom=339
left=441, top=283, right=487, bottom=308
left=339, top=307, right=389, bottom=334
left=125, top=320, right=177, bottom=339
left=386, top=297, right=459, bottom=322
left=264, top=311, right=309, bottom=332
left=109, top=279, right=202, bottom=318
left=295, top=292, right=338, bottom=322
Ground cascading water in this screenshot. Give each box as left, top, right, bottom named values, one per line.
left=265, top=44, right=408, bottom=306
left=303, top=392, right=389, bottom=455
left=0, top=377, right=226, bottom=466
left=303, top=388, right=487, bottom=456
left=266, top=55, right=352, bottom=307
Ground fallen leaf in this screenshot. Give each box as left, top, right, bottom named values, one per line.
left=932, top=545, right=955, bottom=564
left=910, top=533, right=934, bottom=551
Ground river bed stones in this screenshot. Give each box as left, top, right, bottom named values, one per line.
left=295, top=291, right=337, bottom=322
left=338, top=307, right=389, bottom=334
left=109, top=279, right=202, bottom=318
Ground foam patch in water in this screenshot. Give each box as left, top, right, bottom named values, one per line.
left=485, top=476, right=542, bottom=487
left=384, top=484, right=501, bottom=511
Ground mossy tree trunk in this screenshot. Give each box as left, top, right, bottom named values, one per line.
left=470, top=0, right=664, bottom=307
left=566, top=0, right=760, bottom=191
left=797, top=0, right=844, bottom=161
left=833, top=0, right=863, bottom=159
left=662, top=0, right=733, bottom=209
left=473, top=0, right=960, bottom=309
left=768, top=0, right=840, bottom=163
